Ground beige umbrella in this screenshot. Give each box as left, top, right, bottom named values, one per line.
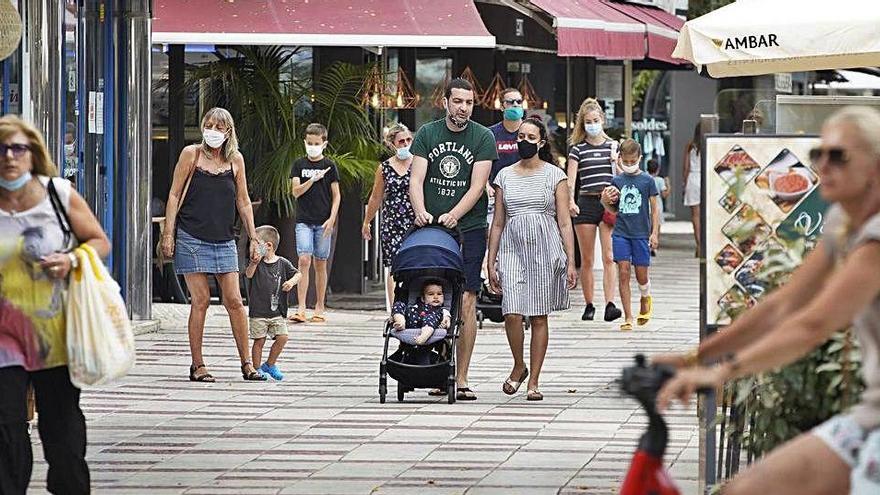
left=672, top=0, right=880, bottom=77
left=0, top=0, right=22, bottom=61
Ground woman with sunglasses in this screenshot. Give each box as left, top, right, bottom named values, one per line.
left=0, top=115, right=110, bottom=494
left=655, top=106, right=880, bottom=494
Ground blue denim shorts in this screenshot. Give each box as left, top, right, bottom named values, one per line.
left=174, top=228, right=239, bottom=275
left=295, top=223, right=333, bottom=260
left=612, top=235, right=651, bottom=267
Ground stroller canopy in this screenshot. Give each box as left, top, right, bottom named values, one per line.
left=392, top=227, right=463, bottom=277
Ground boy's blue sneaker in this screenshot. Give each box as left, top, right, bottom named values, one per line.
left=260, top=362, right=284, bottom=380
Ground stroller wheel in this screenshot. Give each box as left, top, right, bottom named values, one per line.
left=477, top=310, right=484, bottom=329
left=379, top=383, right=387, bottom=404
left=397, top=382, right=406, bottom=402
left=447, top=383, right=456, bottom=404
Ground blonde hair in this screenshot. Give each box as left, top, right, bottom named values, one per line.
left=201, top=107, right=240, bottom=162
left=255, top=225, right=280, bottom=246
left=384, top=122, right=411, bottom=148
left=569, top=98, right=609, bottom=146
left=0, top=115, right=58, bottom=176
left=824, top=106, right=880, bottom=159
left=619, top=138, right=642, bottom=157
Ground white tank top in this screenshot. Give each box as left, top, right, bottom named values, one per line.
left=688, top=147, right=701, bottom=177
left=0, top=176, right=73, bottom=257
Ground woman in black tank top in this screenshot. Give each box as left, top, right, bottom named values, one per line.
left=160, top=107, right=265, bottom=382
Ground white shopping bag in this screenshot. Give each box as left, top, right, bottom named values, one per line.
left=66, top=244, right=135, bottom=387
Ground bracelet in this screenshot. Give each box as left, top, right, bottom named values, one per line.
left=682, top=347, right=700, bottom=367
left=722, top=352, right=741, bottom=373
left=67, top=252, right=79, bottom=269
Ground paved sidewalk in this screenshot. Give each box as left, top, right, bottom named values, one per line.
left=29, top=236, right=701, bottom=494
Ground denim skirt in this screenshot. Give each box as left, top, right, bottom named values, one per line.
left=174, top=228, right=239, bottom=275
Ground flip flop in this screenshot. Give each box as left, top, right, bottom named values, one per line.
left=288, top=312, right=307, bottom=323
left=428, top=388, right=446, bottom=396
left=310, top=314, right=326, bottom=323
left=620, top=321, right=634, bottom=331
left=456, top=387, right=477, bottom=401
left=502, top=368, right=529, bottom=395
left=637, top=296, right=653, bottom=326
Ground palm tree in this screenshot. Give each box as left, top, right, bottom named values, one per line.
left=184, top=45, right=381, bottom=217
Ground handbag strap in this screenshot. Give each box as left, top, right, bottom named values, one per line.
left=177, top=147, right=200, bottom=209
left=47, top=178, right=73, bottom=250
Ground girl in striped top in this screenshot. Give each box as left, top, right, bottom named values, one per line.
left=566, top=98, right=623, bottom=323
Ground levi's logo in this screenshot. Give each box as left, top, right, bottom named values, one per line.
left=713, top=34, right=780, bottom=50
left=497, top=141, right=517, bottom=152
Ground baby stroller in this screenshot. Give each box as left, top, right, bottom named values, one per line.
left=379, top=225, right=463, bottom=405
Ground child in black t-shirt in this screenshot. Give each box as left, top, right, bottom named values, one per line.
left=289, top=123, right=340, bottom=324
left=246, top=225, right=300, bottom=380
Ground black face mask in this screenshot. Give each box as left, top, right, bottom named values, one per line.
left=517, top=140, right=540, bottom=159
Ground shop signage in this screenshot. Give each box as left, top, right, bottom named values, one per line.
left=704, top=135, right=825, bottom=327
left=632, top=118, right=668, bottom=132
left=775, top=73, right=792, bottom=93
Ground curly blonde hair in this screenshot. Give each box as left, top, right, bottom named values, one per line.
left=384, top=122, right=411, bottom=149
left=0, top=115, right=58, bottom=176
left=569, top=98, right=609, bottom=146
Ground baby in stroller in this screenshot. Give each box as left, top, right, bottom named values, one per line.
left=390, top=279, right=451, bottom=345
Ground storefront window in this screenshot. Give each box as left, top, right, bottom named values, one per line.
left=415, top=57, right=451, bottom=126
left=62, top=0, right=78, bottom=181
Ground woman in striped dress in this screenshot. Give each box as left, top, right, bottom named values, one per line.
left=487, top=117, right=577, bottom=401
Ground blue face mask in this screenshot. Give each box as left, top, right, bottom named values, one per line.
left=503, top=107, right=524, bottom=121
left=0, top=171, right=32, bottom=191
left=584, top=122, right=603, bottom=137
left=396, top=146, right=412, bottom=161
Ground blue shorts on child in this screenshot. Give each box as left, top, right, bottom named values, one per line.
left=612, top=235, right=651, bottom=267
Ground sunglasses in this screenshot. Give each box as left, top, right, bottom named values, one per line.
left=0, top=143, right=31, bottom=158
left=809, top=147, right=849, bottom=166
left=504, top=98, right=523, bottom=105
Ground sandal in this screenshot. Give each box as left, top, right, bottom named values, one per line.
left=428, top=388, right=446, bottom=396
left=526, top=389, right=544, bottom=401
left=620, top=320, right=634, bottom=331
left=310, top=314, right=326, bottom=323
left=456, top=387, right=477, bottom=401
left=189, top=364, right=215, bottom=383
left=289, top=311, right=307, bottom=323
left=502, top=367, right=529, bottom=395
left=637, top=296, right=653, bottom=326
left=241, top=361, right=267, bottom=381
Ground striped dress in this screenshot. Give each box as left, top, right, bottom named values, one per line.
left=493, top=164, right=570, bottom=316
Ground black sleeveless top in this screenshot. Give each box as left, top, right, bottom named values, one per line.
left=177, top=167, right=237, bottom=242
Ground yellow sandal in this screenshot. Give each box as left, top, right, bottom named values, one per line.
left=637, top=296, right=653, bottom=326
left=620, top=321, right=634, bottom=331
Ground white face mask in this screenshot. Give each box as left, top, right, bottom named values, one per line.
left=305, top=143, right=325, bottom=159
left=620, top=162, right=641, bottom=175
left=203, top=129, right=226, bottom=149
left=584, top=122, right=603, bottom=137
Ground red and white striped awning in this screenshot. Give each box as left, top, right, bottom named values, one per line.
left=530, top=0, right=683, bottom=62
left=152, top=0, right=495, bottom=48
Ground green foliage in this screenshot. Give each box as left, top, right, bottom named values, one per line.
left=687, top=0, right=736, bottom=18
left=632, top=70, right=659, bottom=108
left=728, top=236, right=864, bottom=458
left=185, top=46, right=381, bottom=217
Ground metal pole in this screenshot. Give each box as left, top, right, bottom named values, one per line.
left=565, top=56, right=571, bottom=144
left=699, top=113, right=720, bottom=494
left=23, top=0, right=64, bottom=166
left=121, top=0, right=152, bottom=320
left=623, top=60, right=633, bottom=137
